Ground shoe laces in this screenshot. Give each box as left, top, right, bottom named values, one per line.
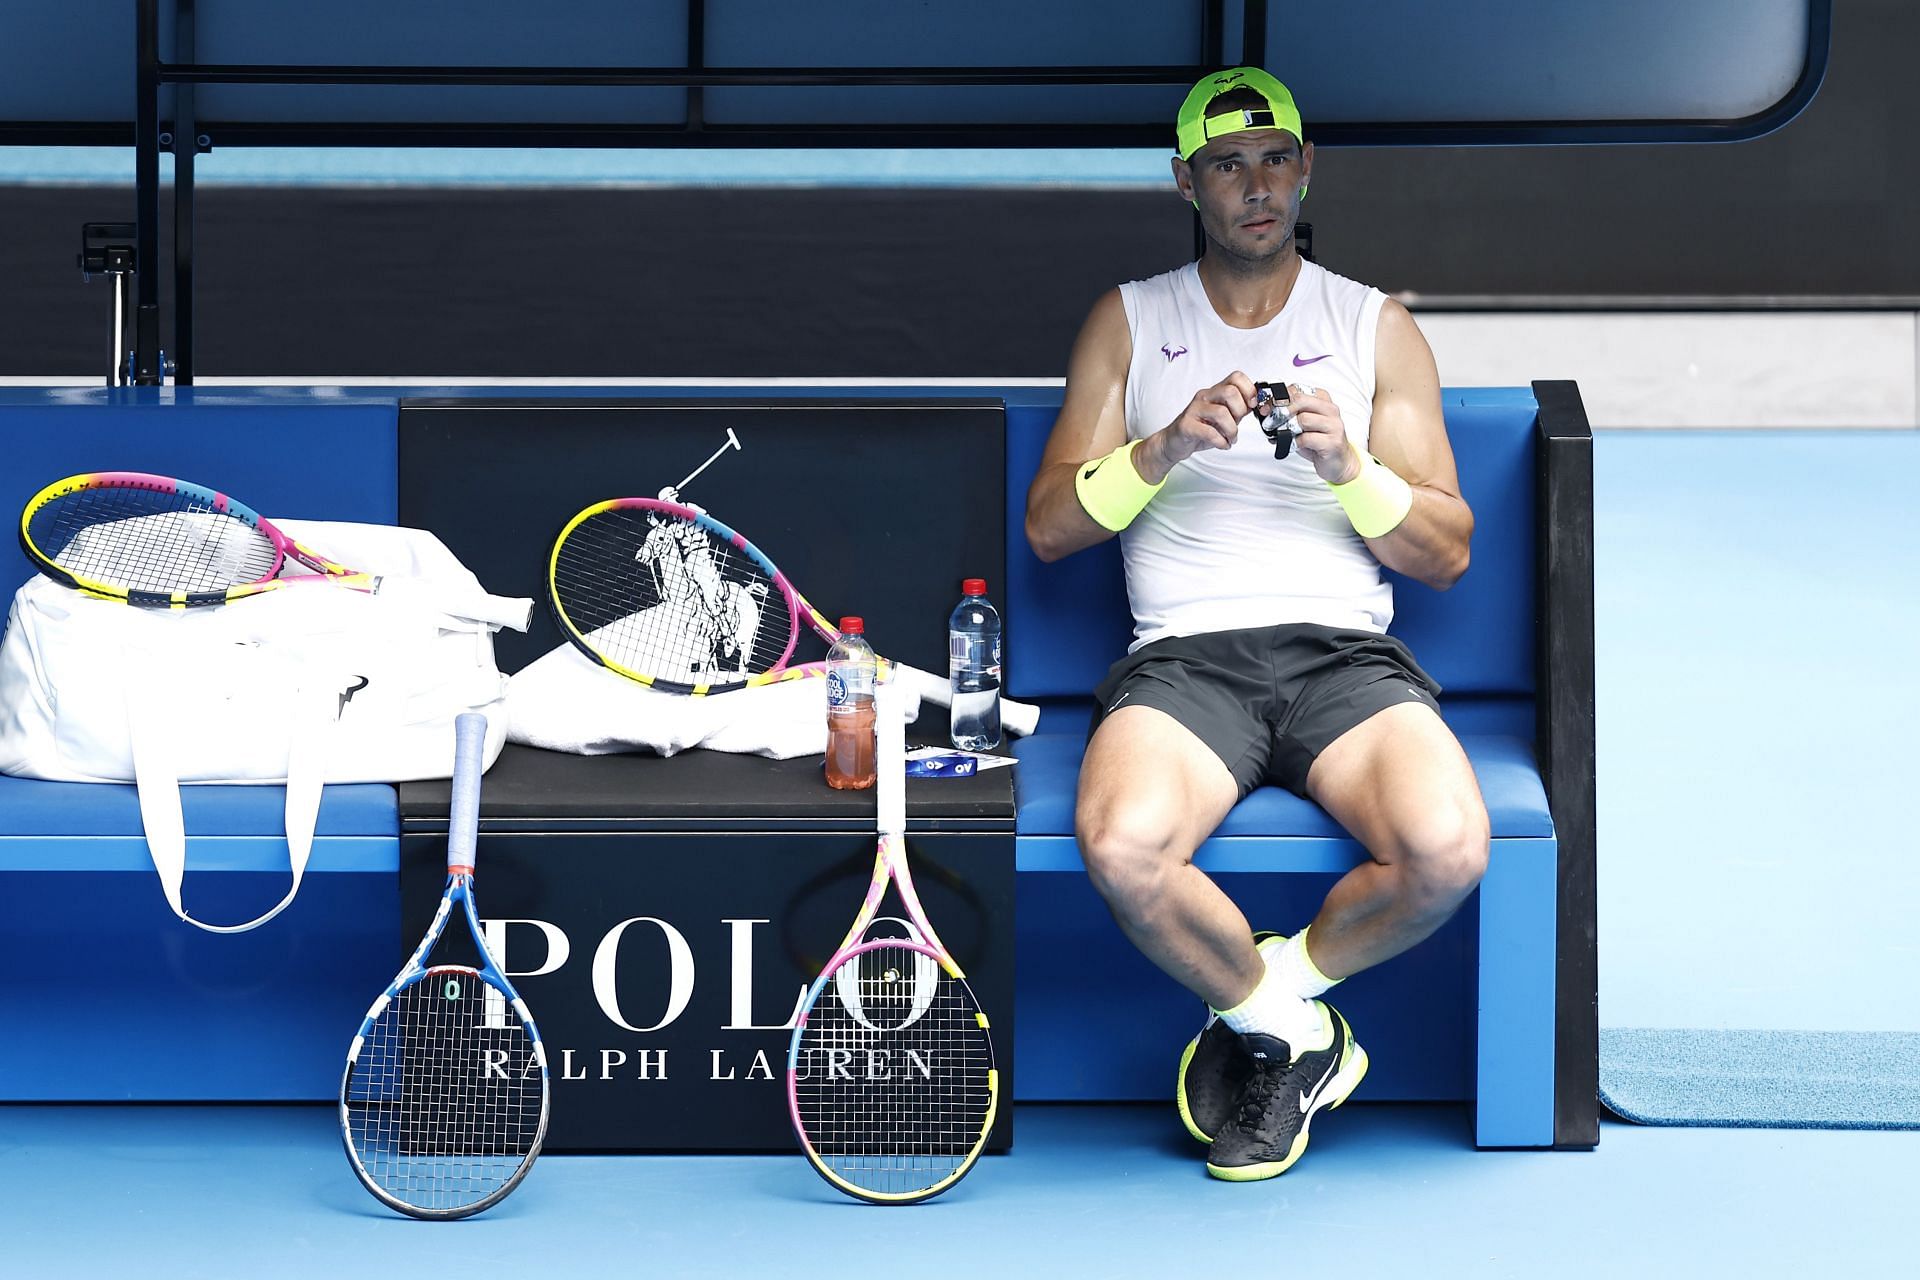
left=1232, top=1054, right=1291, bottom=1132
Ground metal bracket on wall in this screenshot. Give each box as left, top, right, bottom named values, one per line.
left=77, top=222, right=137, bottom=387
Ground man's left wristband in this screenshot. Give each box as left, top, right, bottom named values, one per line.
left=1329, top=453, right=1414, bottom=539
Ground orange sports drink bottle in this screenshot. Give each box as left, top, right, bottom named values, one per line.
left=824, top=616, right=877, bottom=790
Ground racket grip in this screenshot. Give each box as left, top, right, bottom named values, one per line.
left=377, top=578, right=534, bottom=631
left=447, top=712, right=488, bottom=871
left=442, top=590, right=534, bottom=632
left=886, top=662, right=1042, bottom=738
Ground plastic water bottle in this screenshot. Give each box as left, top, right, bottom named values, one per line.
left=824, top=617, right=877, bottom=790
left=947, top=578, right=1002, bottom=751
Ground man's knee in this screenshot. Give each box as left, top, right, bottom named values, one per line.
left=1076, top=795, right=1192, bottom=913
left=1398, top=795, right=1490, bottom=914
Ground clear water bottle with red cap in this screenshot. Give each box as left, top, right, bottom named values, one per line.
left=947, top=578, right=1002, bottom=751
left=824, top=617, right=877, bottom=790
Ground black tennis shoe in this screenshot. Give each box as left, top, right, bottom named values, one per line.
left=1175, top=930, right=1284, bottom=1143
left=1205, top=1003, right=1368, bottom=1182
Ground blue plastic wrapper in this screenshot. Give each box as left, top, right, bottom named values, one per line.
left=904, top=754, right=980, bottom=778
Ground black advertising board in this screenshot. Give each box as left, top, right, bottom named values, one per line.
left=400, top=745, right=1017, bottom=1153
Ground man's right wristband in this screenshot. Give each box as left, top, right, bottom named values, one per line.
left=1074, top=440, right=1166, bottom=532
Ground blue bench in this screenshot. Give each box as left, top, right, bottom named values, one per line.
left=0, top=384, right=1595, bottom=1148
left=0, top=393, right=406, bottom=1098
left=1001, top=384, right=1595, bottom=1149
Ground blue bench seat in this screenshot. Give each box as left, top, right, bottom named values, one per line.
left=999, top=386, right=1593, bottom=1149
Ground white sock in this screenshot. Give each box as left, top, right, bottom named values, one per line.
left=1215, top=937, right=1329, bottom=1051
left=1273, top=929, right=1339, bottom=1002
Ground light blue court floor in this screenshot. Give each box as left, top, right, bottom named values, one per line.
left=1, top=1101, right=1907, bottom=1278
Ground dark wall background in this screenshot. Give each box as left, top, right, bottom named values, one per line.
left=1, top=0, right=1911, bottom=378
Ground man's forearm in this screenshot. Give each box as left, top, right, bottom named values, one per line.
left=1026, top=460, right=1117, bottom=563
left=1361, top=487, right=1473, bottom=588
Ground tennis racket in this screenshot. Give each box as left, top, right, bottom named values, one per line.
left=340, top=713, right=550, bottom=1220
left=20, top=471, right=530, bottom=628
left=787, top=681, right=998, bottom=1204
left=547, top=495, right=1039, bottom=735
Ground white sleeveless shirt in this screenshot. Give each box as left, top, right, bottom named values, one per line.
left=1117, top=259, right=1391, bottom=650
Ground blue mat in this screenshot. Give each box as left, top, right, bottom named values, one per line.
left=1600, top=1028, right=1920, bottom=1130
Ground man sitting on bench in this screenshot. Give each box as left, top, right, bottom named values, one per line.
left=1023, top=67, right=1486, bottom=1181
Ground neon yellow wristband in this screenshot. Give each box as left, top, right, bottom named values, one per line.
left=1074, top=440, right=1166, bottom=532
left=1329, top=453, right=1414, bottom=538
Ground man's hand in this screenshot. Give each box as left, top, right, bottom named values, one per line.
left=1284, top=383, right=1364, bottom=484
left=1140, top=373, right=1260, bottom=481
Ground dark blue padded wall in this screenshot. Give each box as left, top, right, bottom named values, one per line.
left=0, top=392, right=399, bottom=596
left=1004, top=388, right=1538, bottom=701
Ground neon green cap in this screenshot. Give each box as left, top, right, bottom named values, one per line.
left=1175, top=67, right=1304, bottom=161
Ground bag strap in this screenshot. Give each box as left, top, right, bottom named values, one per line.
left=124, top=647, right=345, bottom=934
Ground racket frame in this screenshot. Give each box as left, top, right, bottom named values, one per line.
left=338, top=715, right=551, bottom=1221
left=785, top=836, right=1000, bottom=1205
left=547, top=496, right=1041, bottom=736
left=21, top=471, right=375, bottom=608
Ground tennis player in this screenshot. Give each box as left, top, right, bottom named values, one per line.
left=1024, top=68, right=1486, bottom=1180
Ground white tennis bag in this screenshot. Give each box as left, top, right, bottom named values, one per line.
left=0, top=520, right=529, bottom=933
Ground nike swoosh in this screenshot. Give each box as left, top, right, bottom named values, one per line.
left=1300, top=1058, right=1340, bottom=1114
left=1293, top=353, right=1332, bottom=367
left=1297, top=1010, right=1341, bottom=1114
left=1082, top=462, right=1103, bottom=479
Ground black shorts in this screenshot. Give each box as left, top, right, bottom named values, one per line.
left=1089, top=623, right=1443, bottom=799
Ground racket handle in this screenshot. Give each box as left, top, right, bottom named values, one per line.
left=373, top=578, right=534, bottom=632
left=447, top=712, right=489, bottom=872
left=885, top=662, right=1042, bottom=738
left=433, top=588, right=534, bottom=632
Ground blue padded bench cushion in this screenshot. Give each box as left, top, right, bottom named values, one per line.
left=0, top=774, right=398, bottom=838
left=1013, top=730, right=1550, bottom=840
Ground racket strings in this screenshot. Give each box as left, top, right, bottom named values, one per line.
left=794, top=943, right=994, bottom=1197
left=32, top=484, right=278, bottom=593
left=553, top=509, right=796, bottom=685
left=343, top=970, right=544, bottom=1215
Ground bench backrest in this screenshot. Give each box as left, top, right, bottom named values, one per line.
left=1003, top=388, right=1540, bottom=701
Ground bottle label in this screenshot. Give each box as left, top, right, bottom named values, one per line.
left=949, top=633, right=1002, bottom=682
left=828, top=664, right=874, bottom=709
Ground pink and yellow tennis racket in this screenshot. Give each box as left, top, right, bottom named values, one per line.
left=547, top=496, right=1038, bottom=732
left=19, top=471, right=529, bottom=627
left=786, top=684, right=998, bottom=1204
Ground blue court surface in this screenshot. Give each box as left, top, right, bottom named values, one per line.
left=0, top=1102, right=1906, bottom=1277
left=2, top=427, right=1914, bottom=1272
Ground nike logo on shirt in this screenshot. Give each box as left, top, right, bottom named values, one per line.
left=1293, top=353, right=1332, bottom=367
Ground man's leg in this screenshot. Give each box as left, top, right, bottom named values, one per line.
left=1074, top=703, right=1251, bottom=1010
left=1302, top=700, right=1491, bottom=980
left=1203, top=699, right=1484, bottom=1181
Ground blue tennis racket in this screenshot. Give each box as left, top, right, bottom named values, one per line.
left=339, top=713, right=550, bottom=1219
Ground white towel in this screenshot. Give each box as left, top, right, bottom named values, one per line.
left=505, top=642, right=920, bottom=760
